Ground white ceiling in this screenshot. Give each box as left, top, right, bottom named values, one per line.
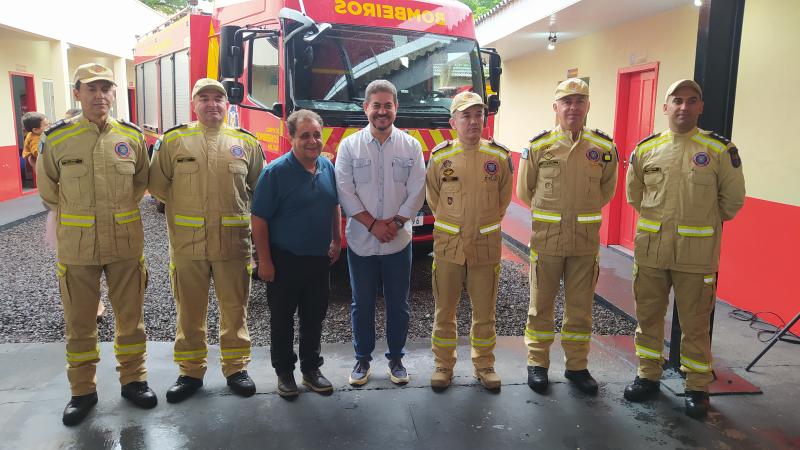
left=478, top=0, right=695, bottom=60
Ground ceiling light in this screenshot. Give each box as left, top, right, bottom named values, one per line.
left=694, top=0, right=702, bottom=6
left=547, top=32, right=557, bottom=51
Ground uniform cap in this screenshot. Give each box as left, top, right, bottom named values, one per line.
left=192, top=78, right=227, bottom=99
left=73, top=63, right=116, bottom=86
left=554, top=78, right=589, bottom=100
left=450, top=91, right=486, bottom=115
left=665, top=79, right=702, bottom=101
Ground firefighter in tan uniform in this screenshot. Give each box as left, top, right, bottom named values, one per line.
left=426, top=92, right=513, bottom=390
left=517, top=78, right=618, bottom=395
left=149, top=78, right=265, bottom=403
left=623, top=79, right=745, bottom=418
left=37, top=63, right=157, bottom=426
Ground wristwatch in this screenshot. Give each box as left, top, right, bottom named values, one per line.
left=393, top=217, right=406, bottom=228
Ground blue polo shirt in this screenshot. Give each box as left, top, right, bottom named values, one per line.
left=252, top=151, right=338, bottom=256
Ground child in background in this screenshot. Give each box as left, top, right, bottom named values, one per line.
left=21, top=112, right=49, bottom=170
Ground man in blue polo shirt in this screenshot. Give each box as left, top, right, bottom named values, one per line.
left=251, top=110, right=342, bottom=397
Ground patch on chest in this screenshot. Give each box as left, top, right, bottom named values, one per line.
left=441, top=159, right=453, bottom=168
left=230, top=145, right=245, bottom=159
left=692, top=151, right=710, bottom=167
left=442, top=168, right=454, bottom=176
left=484, top=160, right=498, bottom=175
left=586, top=148, right=600, bottom=162
left=543, top=150, right=554, bottom=160
left=114, top=142, right=131, bottom=158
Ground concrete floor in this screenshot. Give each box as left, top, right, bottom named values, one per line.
left=1, top=195, right=799, bottom=449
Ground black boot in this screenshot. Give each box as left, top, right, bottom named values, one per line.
left=564, top=369, right=599, bottom=395
left=166, top=375, right=203, bottom=404
left=684, top=390, right=710, bottom=418
left=62, top=392, right=98, bottom=426
left=227, top=371, right=256, bottom=397
left=277, top=372, right=299, bottom=398
left=527, top=366, right=549, bottom=393
left=121, top=381, right=158, bottom=408
left=623, top=377, right=660, bottom=402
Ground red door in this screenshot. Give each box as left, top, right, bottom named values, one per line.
left=606, top=63, right=658, bottom=249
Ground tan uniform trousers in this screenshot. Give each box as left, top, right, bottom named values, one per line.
left=58, top=257, right=148, bottom=396
left=431, top=259, right=500, bottom=370
left=170, top=256, right=252, bottom=378
left=633, top=265, right=716, bottom=391
left=525, top=253, right=598, bottom=370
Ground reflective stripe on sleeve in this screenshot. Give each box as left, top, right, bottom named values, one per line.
left=478, top=146, right=508, bottom=160
left=637, top=218, right=661, bottom=233
left=635, top=344, right=663, bottom=360
left=174, top=215, right=205, bottom=228
left=174, top=348, right=208, bottom=361
left=60, top=213, right=96, bottom=227
left=577, top=213, right=602, bottom=224
left=56, top=262, right=67, bottom=277
left=433, top=220, right=460, bottom=234
left=432, top=334, right=458, bottom=348
left=479, top=222, right=501, bottom=235
left=114, top=209, right=141, bottom=224
left=525, top=328, right=555, bottom=342
left=471, top=335, right=497, bottom=348
left=677, top=225, right=714, bottom=237
left=66, top=345, right=100, bottom=363
left=704, top=274, right=715, bottom=285
left=532, top=210, right=561, bottom=223
left=691, top=134, right=726, bottom=153
left=222, top=215, right=250, bottom=227
left=583, top=133, right=612, bottom=151
left=432, top=147, right=463, bottom=162
left=680, top=355, right=712, bottom=373
left=529, top=249, right=538, bottom=263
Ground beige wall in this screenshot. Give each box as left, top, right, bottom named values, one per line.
left=496, top=4, right=698, bottom=153
left=732, top=0, right=800, bottom=206
left=0, top=29, right=60, bottom=146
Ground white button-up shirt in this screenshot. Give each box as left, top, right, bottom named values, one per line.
left=335, top=126, right=426, bottom=256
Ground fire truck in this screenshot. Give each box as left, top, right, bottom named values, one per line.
left=134, top=0, right=502, bottom=251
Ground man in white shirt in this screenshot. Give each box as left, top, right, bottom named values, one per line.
left=335, top=79, right=426, bottom=386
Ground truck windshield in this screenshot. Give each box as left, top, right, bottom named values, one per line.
left=290, top=25, right=483, bottom=115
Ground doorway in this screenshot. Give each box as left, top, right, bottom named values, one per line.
left=604, top=63, right=659, bottom=249
left=10, top=73, right=37, bottom=193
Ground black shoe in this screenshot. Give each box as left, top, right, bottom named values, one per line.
left=527, top=366, right=549, bottom=393
left=227, top=371, right=256, bottom=397
left=277, top=372, right=299, bottom=398
left=166, top=375, right=203, bottom=404
left=121, top=381, right=158, bottom=409
left=302, top=369, right=333, bottom=393
left=623, top=377, right=661, bottom=402
left=564, top=369, right=599, bottom=395
left=684, top=390, right=710, bottom=419
left=62, top=392, right=98, bottom=426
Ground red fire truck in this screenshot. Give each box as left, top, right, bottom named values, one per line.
left=134, top=0, right=502, bottom=251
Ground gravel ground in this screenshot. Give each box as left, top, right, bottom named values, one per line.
left=0, top=196, right=634, bottom=345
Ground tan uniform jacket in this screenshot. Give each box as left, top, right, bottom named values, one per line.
left=37, top=116, right=149, bottom=265
left=426, top=138, right=513, bottom=265
left=148, top=122, right=265, bottom=261
left=626, top=128, right=745, bottom=273
left=517, top=126, right=618, bottom=256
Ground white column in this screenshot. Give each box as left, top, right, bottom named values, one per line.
left=114, top=57, right=129, bottom=121
left=53, top=40, right=72, bottom=117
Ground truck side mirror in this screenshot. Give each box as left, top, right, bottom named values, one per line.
left=271, top=102, right=284, bottom=118
left=487, top=94, right=501, bottom=114
left=489, top=53, right=502, bottom=94
left=222, top=80, right=244, bottom=105
left=220, top=25, right=243, bottom=79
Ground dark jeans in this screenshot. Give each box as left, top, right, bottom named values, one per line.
left=347, top=243, right=412, bottom=361
left=267, top=246, right=330, bottom=374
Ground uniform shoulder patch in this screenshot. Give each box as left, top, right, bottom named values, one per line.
left=529, top=130, right=550, bottom=143
left=487, top=139, right=510, bottom=154
left=431, top=140, right=452, bottom=153
left=592, top=128, right=613, bottom=142
left=163, top=123, right=188, bottom=136
left=43, top=119, right=69, bottom=136
left=118, top=118, right=142, bottom=134
left=708, top=131, right=731, bottom=145
left=635, top=133, right=660, bottom=147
